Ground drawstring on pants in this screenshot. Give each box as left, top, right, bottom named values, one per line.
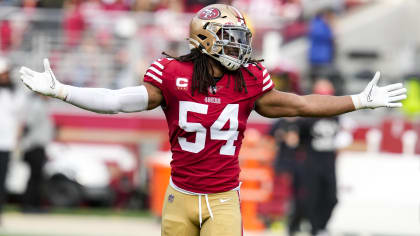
left=198, top=194, right=214, bottom=228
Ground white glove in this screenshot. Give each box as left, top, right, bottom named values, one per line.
left=351, top=71, right=407, bottom=109
left=19, top=58, right=68, bottom=100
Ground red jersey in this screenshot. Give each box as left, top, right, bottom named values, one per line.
left=143, top=58, right=274, bottom=193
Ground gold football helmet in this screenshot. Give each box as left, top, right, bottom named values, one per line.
left=189, top=4, right=252, bottom=71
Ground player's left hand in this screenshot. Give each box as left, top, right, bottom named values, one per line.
left=351, top=71, right=407, bottom=109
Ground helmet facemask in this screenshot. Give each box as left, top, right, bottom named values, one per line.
left=202, top=23, right=252, bottom=71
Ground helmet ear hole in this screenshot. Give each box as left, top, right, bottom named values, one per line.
left=197, top=34, right=207, bottom=40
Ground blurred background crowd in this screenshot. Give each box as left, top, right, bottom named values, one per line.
left=0, top=0, right=364, bottom=90
left=1, top=0, right=420, bottom=236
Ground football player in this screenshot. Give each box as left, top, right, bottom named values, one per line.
left=19, top=4, right=406, bottom=236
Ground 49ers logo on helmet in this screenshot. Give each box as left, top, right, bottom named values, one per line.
left=198, top=8, right=221, bottom=20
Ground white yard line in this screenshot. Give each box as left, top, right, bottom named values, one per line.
left=0, top=213, right=161, bottom=236
left=0, top=213, right=284, bottom=236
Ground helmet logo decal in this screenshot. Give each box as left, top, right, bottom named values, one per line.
left=229, top=6, right=246, bottom=25
left=198, top=8, right=221, bottom=20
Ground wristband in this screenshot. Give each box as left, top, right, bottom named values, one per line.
left=56, top=84, right=69, bottom=101
left=351, top=94, right=362, bottom=110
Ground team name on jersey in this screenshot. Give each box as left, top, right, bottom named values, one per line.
left=204, top=97, right=221, bottom=104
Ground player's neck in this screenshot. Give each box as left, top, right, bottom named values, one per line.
left=208, top=58, right=224, bottom=78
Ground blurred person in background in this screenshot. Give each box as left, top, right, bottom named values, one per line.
left=132, top=0, right=160, bottom=11
left=63, top=0, right=85, bottom=48
left=1, top=9, right=31, bottom=53
left=268, top=68, right=306, bottom=236
left=59, top=34, right=110, bottom=87
left=19, top=3, right=406, bottom=236
left=273, top=79, right=345, bottom=236
left=270, top=66, right=302, bottom=96
left=298, top=78, right=345, bottom=236
left=0, top=56, right=25, bottom=225
left=156, top=0, right=185, bottom=12
left=232, top=0, right=302, bottom=24
left=269, top=116, right=305, bottom=236
left=0, top=20, right=12, bottom=53
left=22, top=0, right=39, bottom=13
left=38, top=0, right=66, bottom=8
left=101, top=0, right=130, bottom=11
left=20, top=94, right=54, bottom=213
left=0, top=0, right=20, bottom=7
left=184, top=0, right=220, bottom=13
left=308, top=8, right=336, bottom=82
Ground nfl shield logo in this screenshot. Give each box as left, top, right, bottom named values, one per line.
left=209, top=85, right=217, bottom=94
left=168, top=194, right=175, bottom=203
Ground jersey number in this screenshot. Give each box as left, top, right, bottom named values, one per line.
left=178, top=101, right=239, bottom=155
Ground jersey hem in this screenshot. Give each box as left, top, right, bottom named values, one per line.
left=169, top=177, right=241, bottom=195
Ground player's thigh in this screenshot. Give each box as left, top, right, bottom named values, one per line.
left=161, top=185, right=199, bottom=236
left=200, top=191, right=242, bottom=236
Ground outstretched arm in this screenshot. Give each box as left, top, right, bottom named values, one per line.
left=255, top=72, right=407, bottom=118
left=20, top=59, right=163, bottom=113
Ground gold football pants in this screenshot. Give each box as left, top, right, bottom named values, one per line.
left=161, top=185, right=243, bottom=236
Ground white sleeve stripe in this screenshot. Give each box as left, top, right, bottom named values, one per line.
left=145, top=72, right=162, bottom=84
left=148, top=66, right=162, bottom=76
left=262, top=80, right=273, bottom=91
left=263, top=74, right=271, bottom=84
left=263, top=69, right=268, bottom=76
left=153, top=61, right=164, bottom=70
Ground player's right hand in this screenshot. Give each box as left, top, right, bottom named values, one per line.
left=19, top=58, right=68, bottom=100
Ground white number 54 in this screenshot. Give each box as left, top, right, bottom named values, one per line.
left=178, top=101, right=239, bottom=155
